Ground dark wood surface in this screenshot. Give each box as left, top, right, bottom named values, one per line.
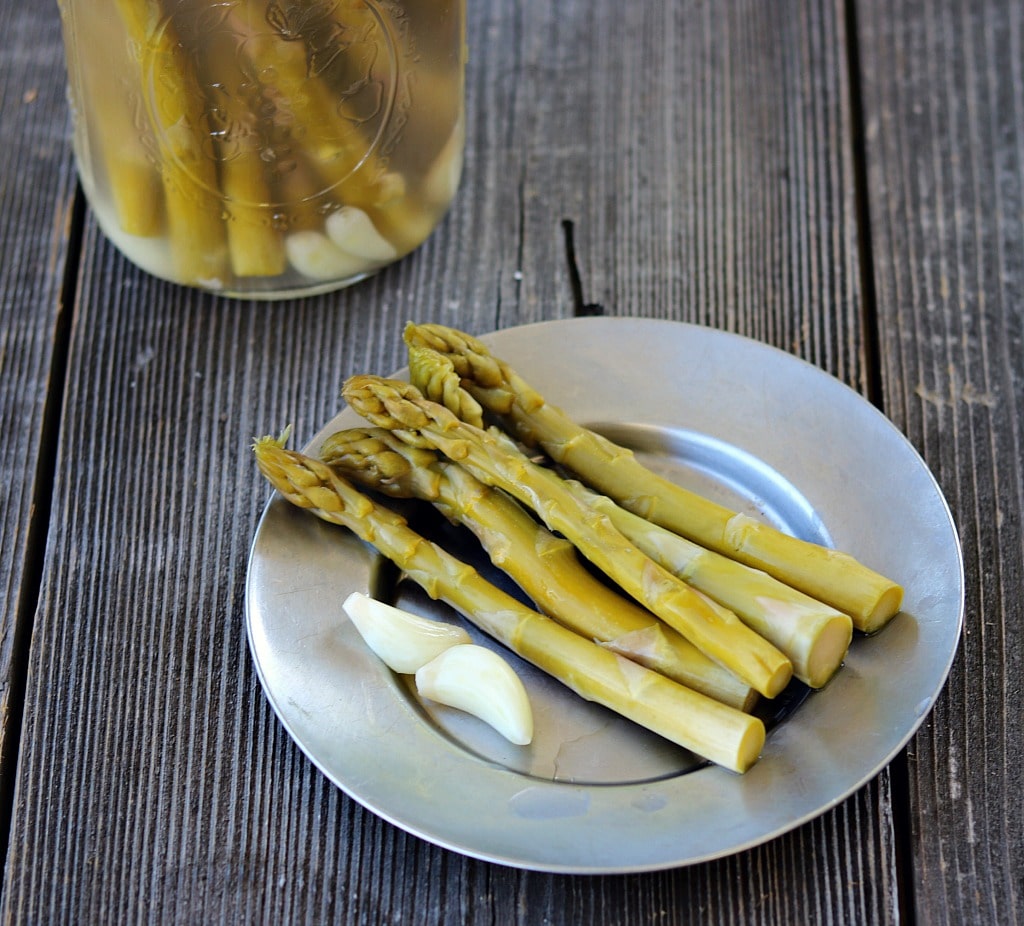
left=857, top=2, right=1024, bottom=923
left=0, top=0, right=1019, bottom=922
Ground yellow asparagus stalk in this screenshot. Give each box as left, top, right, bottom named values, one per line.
left=318, top=427, right=757, bottom=710
left=567, top=482, right=853, bottom=688
left=112, top=0, right=228, bottom=285
left=72, top=8, right=163, bottom=238
left=253, top=432, right=766, bottom=773
left=218, top=152, right=287, bottom=279
left=231, top=7, right=397, bottom=207
left=187, top=13, right=285, bottom=278
left=404, top=323, right=904, bottom=633
left=229, top=5, right=429, bottom=257
left=102, top=139, right=165, bottom=239
left=231, top=9, right=367, bottom=168
left=342, top=376, right=793, bottom=699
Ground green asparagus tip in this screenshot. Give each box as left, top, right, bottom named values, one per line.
left=252, top=424, right=293, bottom=454
left=408, top=345, right=485, bottom=429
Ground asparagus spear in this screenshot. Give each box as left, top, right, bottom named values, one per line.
left=112, top=0, right=228, bottom=285
left=231, top=10, right=370, bottom=172
left=188, top=9, right=286, bottom=278
left=72, top=10, right=164, bottom=238
left=405, top=347, right=851, bottom=685
left=230, top=5, right=414, bottom=237
left=318, top=427, right=757, bottom=711
left=404, top=323, right=904, bottom=634
left=565, top=482, right=852, bottom=688
left=341, top=376, right=793, bottom=698
left=253, top=432, right=766, bottom=773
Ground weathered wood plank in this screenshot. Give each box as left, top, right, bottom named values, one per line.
left=0, top=0, right=76, bottom=827
left=4, top=0, right=903, bottom=922
left=856, top=0, right=1024, bottom=922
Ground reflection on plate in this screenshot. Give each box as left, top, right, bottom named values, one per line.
left=245, top=318, right=964, bottom=873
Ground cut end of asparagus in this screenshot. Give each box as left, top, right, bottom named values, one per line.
left=859, top=583, right=905, bottom=635
left=733, top=718, right=767, bottom=774
left=802, top=612, right=855, bottom=688
left=722, top=514, right=904, bottom=633
left=758, top=656, right=794, bottom=700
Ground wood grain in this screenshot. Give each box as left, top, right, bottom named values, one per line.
left=0, top=0, right=912, bottom=922
left=856, top=0, right=1024, bottom=922
left=0, top=0, right=77, bottom=827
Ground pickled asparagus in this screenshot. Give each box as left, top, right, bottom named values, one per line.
left=567, top=483, right=852, bottom=688
left=190, top=11, right=285, bottom=277
left=113, top=0, right=228, bottom=285
left=69, top=1, right=465, bottom=294
left=252, top=433, right=766, bottom=773
left=319, top=427, right=757, bottom=710
left=404, top=323, right=904, bottom=633
left=341, top=376, right=793, bottom=698
left=73, top=10, right=164, bottom=237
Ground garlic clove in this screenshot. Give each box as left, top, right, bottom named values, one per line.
left=423, top=116, right=465, bottom=206
left=325, top=206, right=398, bottom=262
left=342, top=592, right=471, bottom=674
left=415, top=644, right=534, bottom=746
left=285, top=230, right=370, bottom=280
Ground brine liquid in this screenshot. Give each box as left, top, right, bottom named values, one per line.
left=58, top=0, right=465, bottom=297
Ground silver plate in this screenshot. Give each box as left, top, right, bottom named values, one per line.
left=245, top=318, right=964, bottom=873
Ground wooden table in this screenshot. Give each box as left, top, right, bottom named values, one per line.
left=2, top=0, right=1021, bottom=922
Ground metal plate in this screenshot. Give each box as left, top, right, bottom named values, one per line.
left=245, top=318, right=964, bottom=872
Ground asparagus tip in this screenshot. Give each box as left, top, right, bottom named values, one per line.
left=252, top=424, right=293, bottom=455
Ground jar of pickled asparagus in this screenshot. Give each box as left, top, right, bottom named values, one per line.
left=57, top=0, right=466, bottom=298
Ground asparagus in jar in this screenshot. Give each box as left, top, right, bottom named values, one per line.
left=112, top=0, right=228, bottom=285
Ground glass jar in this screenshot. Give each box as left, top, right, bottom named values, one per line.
left=56, top=0, right=466, bottom=298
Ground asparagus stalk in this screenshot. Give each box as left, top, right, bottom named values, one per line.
left=231, top=8, right=406, bottom=209
left=188, top=10, right=286, bottom=278
left=566, top=482, right=853, bottom=688
left=404, top=323, right=904, bottom=634
left=232, top=11, right=369, bottom=171
left=218, top=149, right=288, bottom=279
left=318, top=427, right=757, bottom=710
left=229, top=6, right=436, bottom=260
left=112, top=0, right=228, bottom=285
left=314, top=0, right=466, bottom=245
left=341, top=376, right=793, bottom=698
left=253, top=433, right=766, bottom=773
left=73, top=11, right=164, bottom=238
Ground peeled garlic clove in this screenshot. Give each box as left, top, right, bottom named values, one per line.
left=285, top=230, right=369, bottom=280
left=423, top=116, right=465, bottom=206
left=342, top=592, right=471, bottom=674
left=415, top=644, right=534, bottom=746
left=325, top=206, right=398, bottom=262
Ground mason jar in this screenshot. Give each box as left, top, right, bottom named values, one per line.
left=56, top=0, right=466, bottom=298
